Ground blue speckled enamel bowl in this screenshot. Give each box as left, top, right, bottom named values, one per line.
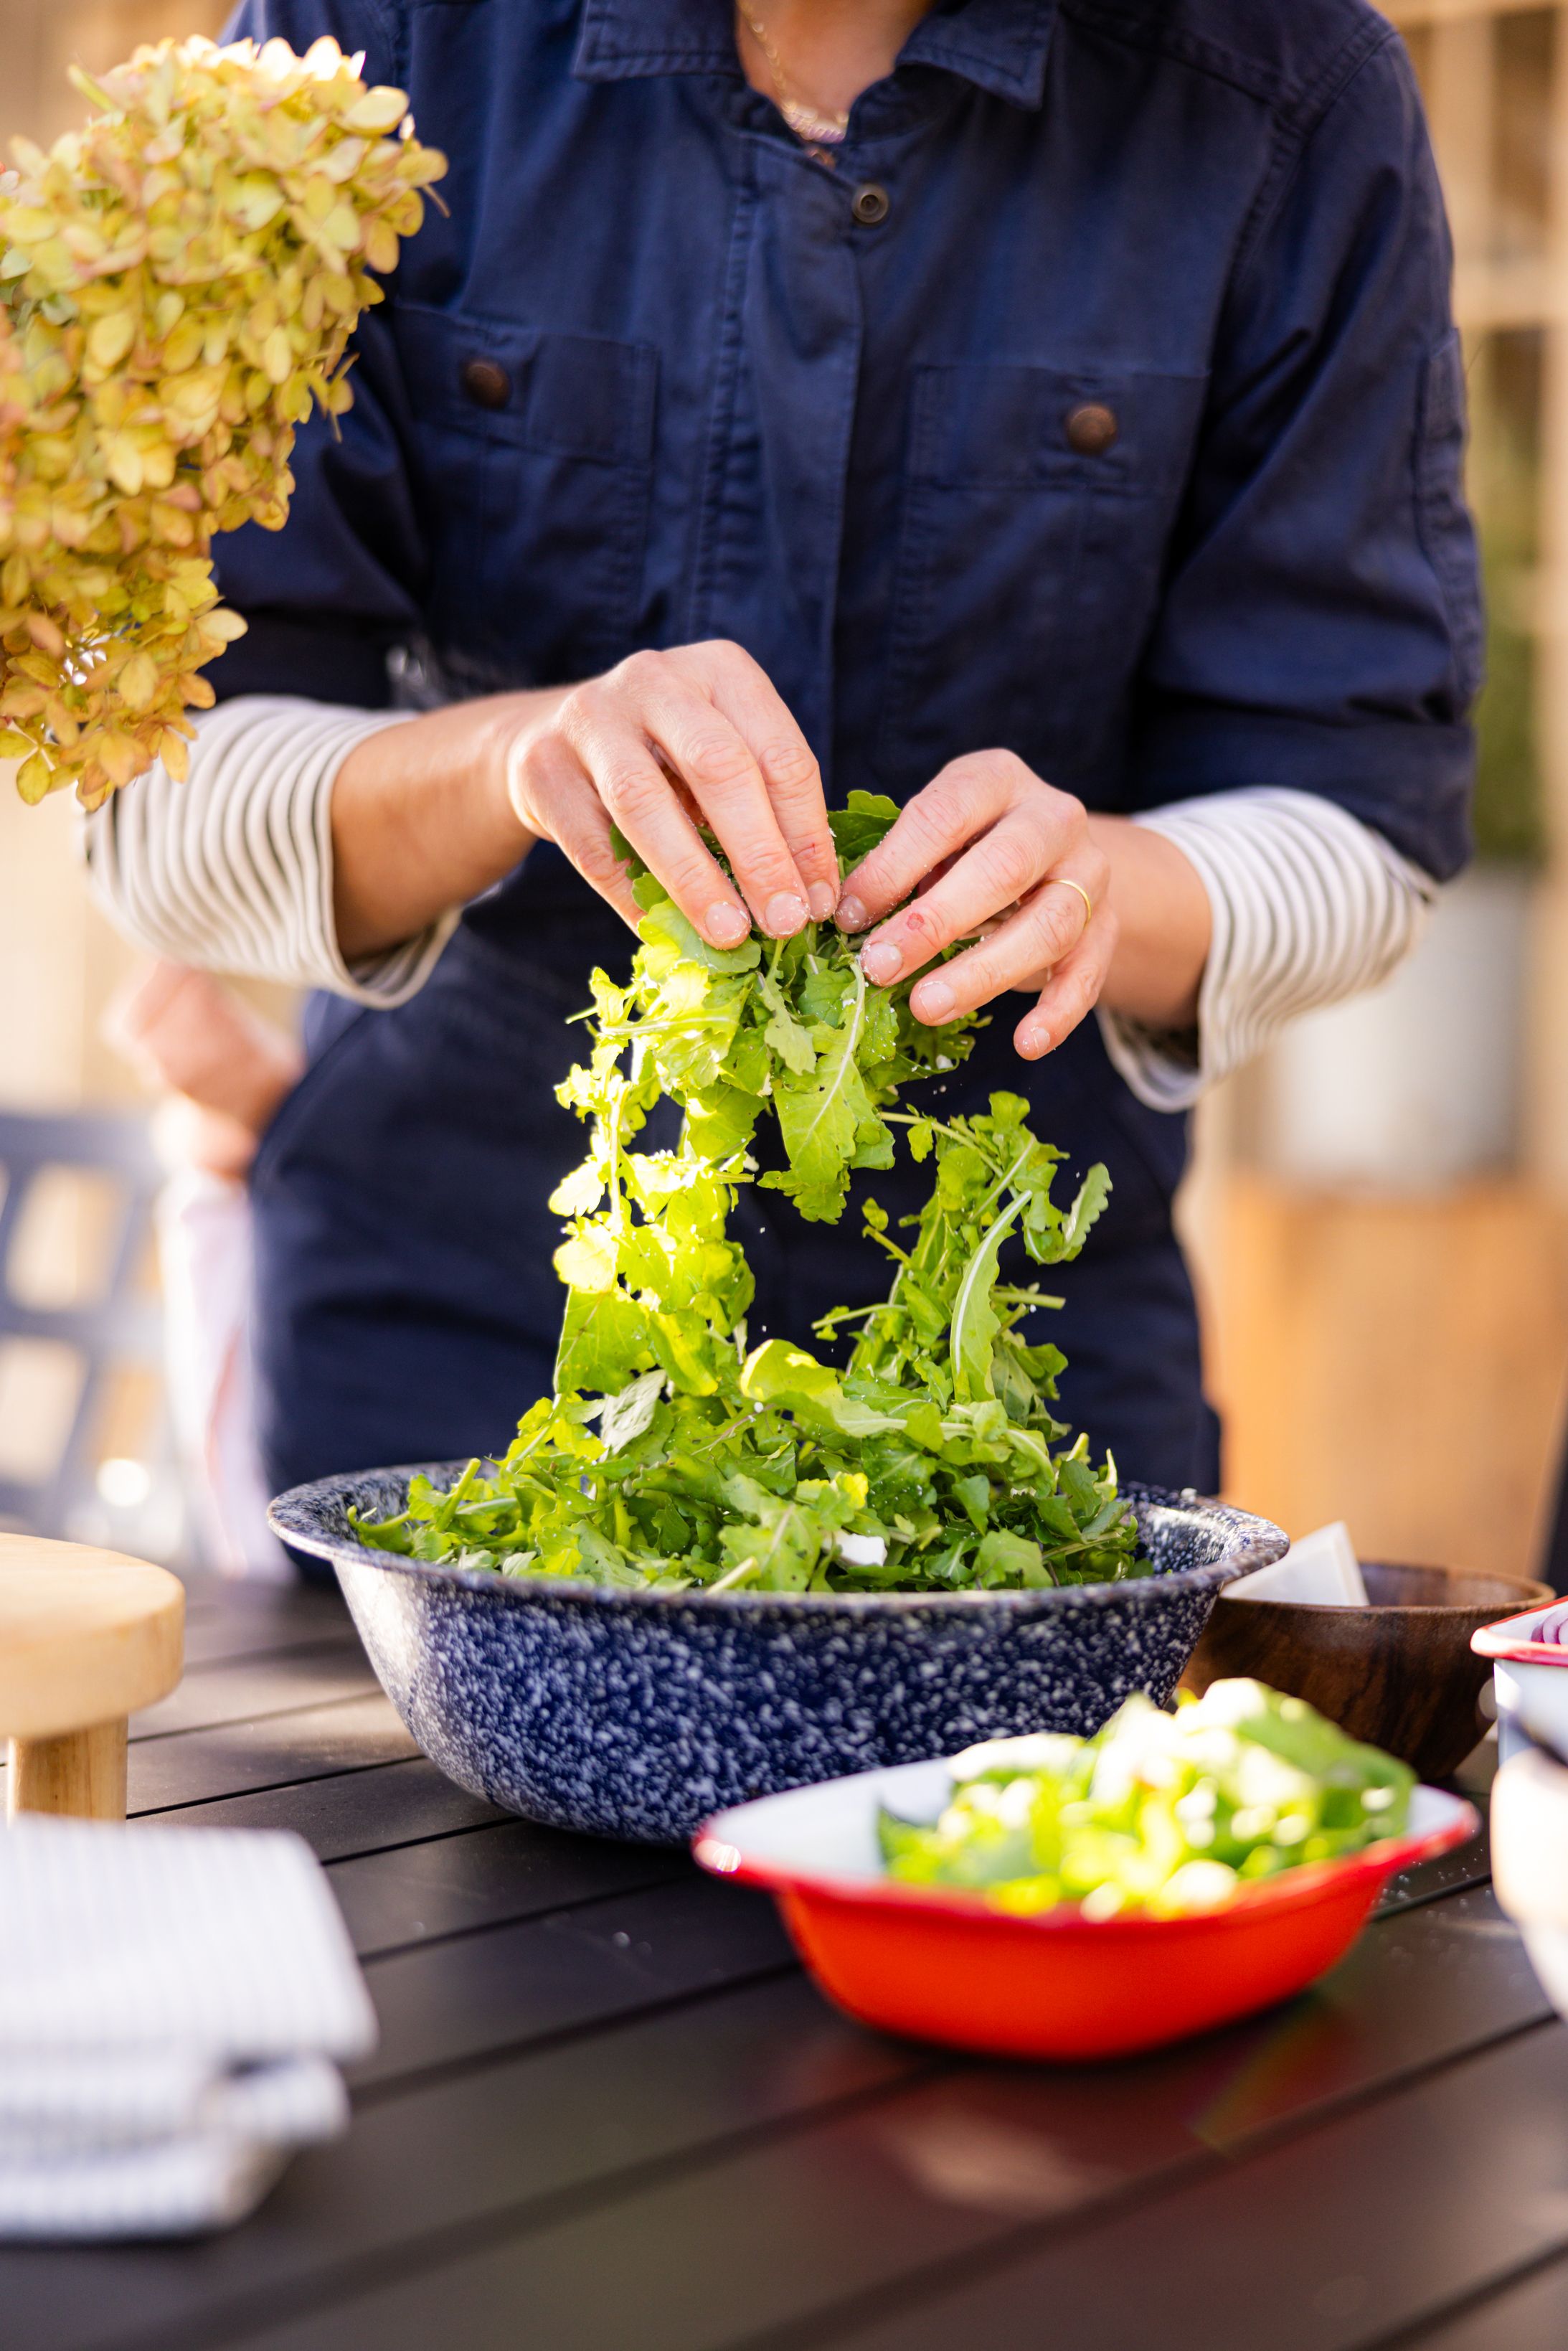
left=268, top=1467, right=1286, bottom=1846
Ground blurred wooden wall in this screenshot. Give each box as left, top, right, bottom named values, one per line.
left=1195, top=1176, right=1568, bottom=1579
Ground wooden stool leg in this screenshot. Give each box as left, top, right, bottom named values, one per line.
left=7, top=1720, right=128, bottom=1821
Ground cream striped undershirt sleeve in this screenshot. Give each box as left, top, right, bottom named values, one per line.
left=82, top=694, right=454, bottom=1008
left=83, top=695, right=1440, bottom=1101
left=1098, top=786, right=1439, bottom=1111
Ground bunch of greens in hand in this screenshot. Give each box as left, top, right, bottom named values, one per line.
left=355, top=793, right=1143, bottom=1594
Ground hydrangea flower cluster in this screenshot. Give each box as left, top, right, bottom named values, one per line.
left=0, top=34, right=445, bottom=806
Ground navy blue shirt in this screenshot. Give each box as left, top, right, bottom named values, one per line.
left=222, top=0, right=1480, bottom=1502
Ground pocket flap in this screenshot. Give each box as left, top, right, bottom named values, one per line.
left=393, top=301, right=656, bottom=466
left=908, top=361, right=1206, bottom=493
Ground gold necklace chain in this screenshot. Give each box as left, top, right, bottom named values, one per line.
left=735, top=1, right=851, bottom=144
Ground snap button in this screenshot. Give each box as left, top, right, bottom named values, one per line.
left=461, top=357, right=512, bottom=411
left=1064, top=401, right=1118, bottom=456
left=851, top=182, right=890, bottom=226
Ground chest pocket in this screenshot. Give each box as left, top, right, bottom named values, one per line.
left=878, top=363, right=1207, bottom=795
left=393, top=302, right=658, bottom=687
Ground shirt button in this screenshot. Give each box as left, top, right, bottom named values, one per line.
left=461, top=357, right=512, bottom=410
left=851, top=182, right=891, bottom=226
left=1064, top=401, right=1118, bottom=456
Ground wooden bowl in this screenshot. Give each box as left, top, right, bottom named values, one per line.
left=1182, top=1562, right=1552, bottom=1781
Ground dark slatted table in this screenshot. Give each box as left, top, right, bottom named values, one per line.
left=5, top=1575, right=1567, bottom=2351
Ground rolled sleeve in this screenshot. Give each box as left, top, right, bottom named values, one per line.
left=84, top=697, right=456, bottom=1007
left=1128, top=38, right=1481, bottom=882
left=1097, top=788, right=1437, bottom=1113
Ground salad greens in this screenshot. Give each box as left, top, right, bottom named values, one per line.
left=354, top=791, right=1143, bottom=1594
left=879, top=1679, right=1415, bottom=1917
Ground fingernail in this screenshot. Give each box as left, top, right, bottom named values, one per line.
left=1019, top=1019, right=1051, bottom=1057
left=763, top=891, right=808, bottom=937
left=706, top=902, right=750, bottom=947
left=836, top=895, right=869, bottom=933
left=808, top=881, right=839, bottom=923
left=861, top=939, right=902, bottom=984
left=913, top=977, right=955, bottom=1022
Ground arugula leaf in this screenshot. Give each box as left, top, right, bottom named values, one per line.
left=597, top=1370, right=666, bottom=1454
left=1059, top=1163, right=1113, bottom=1259
left=554, top=1290, right=651, bottom=1396
left=950, top=1196, right=1026, bottom=1403
left=973, top=1530, right=1049, bottom=1588
left=635, top=891, right=762, bottom=976
left=828, top=788, right=902, bottom=867
left=741, top=1339, right=902, bottom=1438
left=756, top=964, right=818, bottom=1076
left=767, top=962, right=876, bottom=1222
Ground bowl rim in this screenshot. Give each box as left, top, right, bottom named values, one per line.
left=267, top=1462, right=1287, bottom=1617
left=693, top=1771, right=1478, bottom=1933
left=1219, top=1570, right=1554, bottom=1624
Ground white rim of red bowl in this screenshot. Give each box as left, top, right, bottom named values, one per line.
left=693, top=1785, right=1477, bottom=1935
left=1473, top=1602, right=1568, bottom=1667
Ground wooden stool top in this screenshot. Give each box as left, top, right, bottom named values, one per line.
left=0, top=1533, right=184, bottom=1740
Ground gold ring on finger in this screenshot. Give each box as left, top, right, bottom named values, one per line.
left=1049, top=875, right=1094, bottom=927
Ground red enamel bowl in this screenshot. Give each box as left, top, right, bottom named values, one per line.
left=694, top=1758, right=1476, bottom=2061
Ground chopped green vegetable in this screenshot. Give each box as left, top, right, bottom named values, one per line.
left=352, top=794, right=1142, bottom=1594
left=879, top=1679, right=1415, bottom=1916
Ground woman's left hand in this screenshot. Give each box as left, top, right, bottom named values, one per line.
left=836, top=752, right=1117, bottom=1061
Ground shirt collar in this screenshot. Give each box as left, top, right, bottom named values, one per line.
left=573, top=1, right=1058, bottom=110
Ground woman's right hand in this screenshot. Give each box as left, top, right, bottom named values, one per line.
left=504, top=640, right=840, bottom=947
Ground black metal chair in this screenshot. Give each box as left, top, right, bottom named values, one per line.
left=0, top=1108, right=169, bottom=1542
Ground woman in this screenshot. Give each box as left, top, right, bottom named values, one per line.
left=90, top=0, right=1478, bottom=1511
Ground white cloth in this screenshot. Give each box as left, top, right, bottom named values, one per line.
left=0, top=2050, right=346, bottom=2151
left=84, top=695, right=1438, bottom=1098
left=156, top=1167, right=291, bottom=1581
left=0, top=1817, right=376, bottom=2238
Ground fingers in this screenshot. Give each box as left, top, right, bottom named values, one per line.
left=701, top=652, right=839, bottom=923
left=836, top=753, right=1028, bottom=933
left=902, top=859, right=1107, bottom=1022
left=513, top=738, right=648, bottom=934
left=627, top=664, right=810, bottom=936
left=559, top=645, right=833, bottom=943
left=1015, top=905, right=1121, bottom=1061
left=858, top=812, right=1077, bottom=989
